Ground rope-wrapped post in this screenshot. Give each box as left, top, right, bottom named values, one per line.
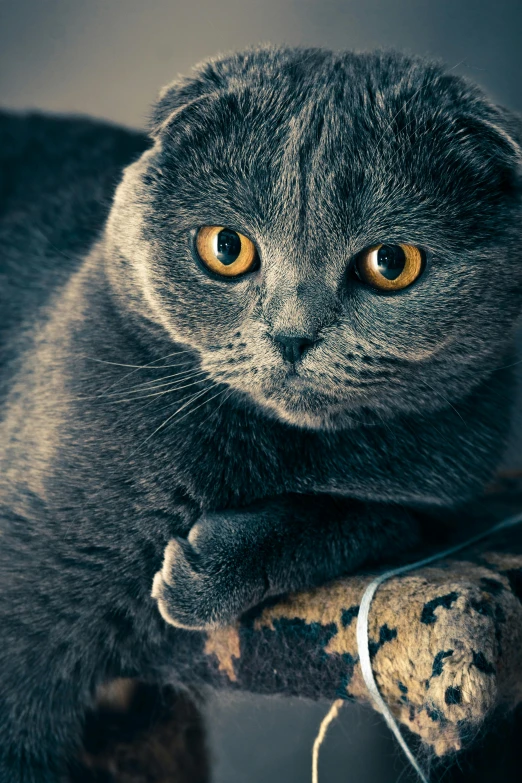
left=196, top=547, right=522, bottom=757
left=78, top=475, right=522, bottom=780
left=173, top=476, right=522, bottom=761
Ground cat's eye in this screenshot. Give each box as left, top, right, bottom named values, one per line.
left=195, top=226, right=258, bottom=277
left=354, top=244, right=424, bottom=292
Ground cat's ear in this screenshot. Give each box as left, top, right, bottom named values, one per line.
left=495, top=107, right=522, bottom=175
left=148, top=52, right=243, bottom=137
left=477, top=107, right=522, bottom=164
left=148, top=46, right=277, bottom=137
left=148, top=73, right=217, bottom=137
left=457, top=105, right=522, bottom=193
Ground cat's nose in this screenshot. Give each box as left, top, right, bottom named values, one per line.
left=272, top=333, right=315, bottom=364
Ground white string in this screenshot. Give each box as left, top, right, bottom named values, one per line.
left=312, top=699, right=344, bottom=783
left=313, top=509, right=522, bottom=783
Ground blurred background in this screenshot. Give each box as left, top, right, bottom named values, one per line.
left=1, top=0, right=521, bottom=124
left=1, top=1, right=520, bottom=781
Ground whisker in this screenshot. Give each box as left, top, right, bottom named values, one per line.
left=101, top=376, right=211, bottom=405
left=196, top=387, right=235, bottom=430
left=98, top=368, right=209, bottom=398
left=158, top=385, right=231, bottom=434
left=86, top=349, right=200, bottom=397
left=84, top=349, right=198, bottom=370
left=137, top=386, right=217, bottom=450
left=72, top=368, right=208, bottom=402
left=420, top=379, right=466, bottom=423
left=133, top=382, right=212, bottom=415
left=97, top=358, right=199, bottom=394
left=493, top=356, right=522, bottom=373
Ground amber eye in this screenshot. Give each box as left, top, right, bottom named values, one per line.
left=195, top=226, right=258, bottom=277
left=354, top=244, right=424, bottom=291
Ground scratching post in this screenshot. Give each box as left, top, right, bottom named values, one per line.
left=72, top=474, right=522, bottom=780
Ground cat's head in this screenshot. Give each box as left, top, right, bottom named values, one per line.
left=107, top=46, right=522, bottom=430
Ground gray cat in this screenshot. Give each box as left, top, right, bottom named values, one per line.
left=1, top=45, right=521, bottom=781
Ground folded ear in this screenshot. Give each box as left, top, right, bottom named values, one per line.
left=476, top=107, right=521, bottom=164
left=455, top=103, right=522, bottom=195
left=148, top=50, right=249, bottom=137
left=148, top=45, right=285, bottom=137
left=496, top=108, right=522, bottom=194
left=148, top=70, right=219, bottom=137
left=496, top=106, right=522, bottom=157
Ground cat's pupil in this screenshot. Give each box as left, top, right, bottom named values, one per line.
left=377, top=244, right=406, bottom=279
left=214, top=228, right=241, bottom=265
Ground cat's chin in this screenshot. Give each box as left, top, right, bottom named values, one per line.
left=271, top=405, right=362, bottom=431
left=249, top=383, right=368, bottom=431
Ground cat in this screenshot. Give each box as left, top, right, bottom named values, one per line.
left=1, top=44, right=522, bottom=782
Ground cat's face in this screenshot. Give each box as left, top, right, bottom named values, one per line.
left=108, top=47, right=522, bottom=430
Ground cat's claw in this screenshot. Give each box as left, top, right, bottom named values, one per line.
left=151, top=518, right=266, bottom=630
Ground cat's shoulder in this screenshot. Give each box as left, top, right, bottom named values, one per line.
left=0, top=109, right=149, bottom=193
left=0, top=111, right=150, bottom=342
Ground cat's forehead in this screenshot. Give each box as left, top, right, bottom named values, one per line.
left=153, top=49, right=518, bottom=250
left=159, top=51, right=471, bottom=162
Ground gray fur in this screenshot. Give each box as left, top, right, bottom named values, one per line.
left=0, top=45, right=522, bottom=781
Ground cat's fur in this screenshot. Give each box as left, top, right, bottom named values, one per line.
left=1, top=45, right=522, bottom=781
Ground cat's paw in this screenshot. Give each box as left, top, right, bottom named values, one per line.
left=151, top=537, right=209, bottom=630
left=151, top=517, right=266, bottom=630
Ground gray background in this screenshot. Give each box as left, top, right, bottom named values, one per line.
left=1, top=0, right=521, bottom=123
left=1, top=1, right=521, bottom=781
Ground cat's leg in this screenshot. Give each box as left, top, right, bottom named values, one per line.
left=152, top=494, right=419, bottom=629
left=0, top=617, right=94, bottom=782
left=0, top=583, right=122, bottom=783
left=0, top=535, right=161, bottom=783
